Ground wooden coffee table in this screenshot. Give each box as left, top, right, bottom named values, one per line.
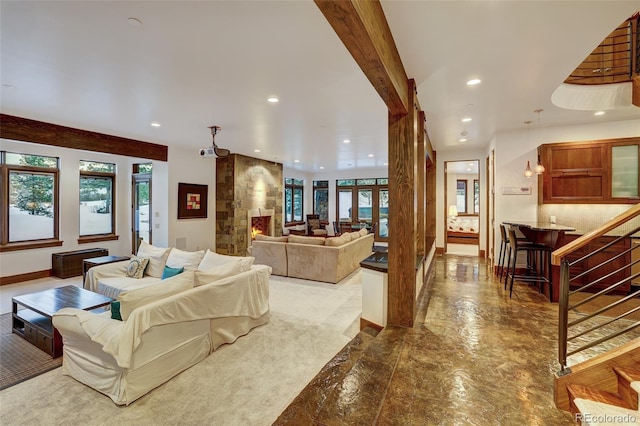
left=12, top=285, right=113, bottom=358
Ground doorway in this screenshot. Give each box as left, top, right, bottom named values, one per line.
left=132, top=163, right=152, bottom=254
left=444, top=160, right=480, bottom=256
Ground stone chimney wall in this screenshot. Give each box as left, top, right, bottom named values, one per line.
left=216, top=154, right=283, bottom=255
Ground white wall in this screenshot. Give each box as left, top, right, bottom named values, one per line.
left=0, top=139, right=218, bottom=277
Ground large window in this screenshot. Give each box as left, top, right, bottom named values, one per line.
left=1, top=152, right=60, bottom=250
left=336, top=178, right=388, bottom=240
left=474, top=179, right=480, bottom=214
left=284, top=178, right=304, bottom=224
left=79, top=161, right=116, bottom=241
left=313, top=180, right=329, bottom=222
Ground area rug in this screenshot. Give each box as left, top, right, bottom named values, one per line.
left=0, top=312, right=62, bottom=390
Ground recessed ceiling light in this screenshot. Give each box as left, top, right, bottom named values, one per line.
left=128, top=17, right=142, bottom=27
left=594, top=111, right=605, bottom=116
left=294, top=159, right=300, bottom=163
left=469, top=163, right=474, bottom=166
left=466, top=79, right=481, bottom=86
left=254, top=149, right=261, bottom=153
left=343, top=139, right=350, bottom=144
left=461, top=117, right=472, bottom=123
left=267, top=97, right=279, bottom=103
left=467, top=168, right=472, bottom=171
left=459, top=138, right=467, bottom=143
left=368, top=154, right=374, bottom=158
left=383, top=162, right=388, bottom=166
left=150, top=122, right=161, bottom=127
left=319, top=166, right=324, bottom=170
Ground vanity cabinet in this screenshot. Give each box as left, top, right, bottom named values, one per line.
left=539, top=137, right=640, bottom=204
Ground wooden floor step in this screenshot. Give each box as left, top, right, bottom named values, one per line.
left=567, top=383, right=634, bottom=414
left=614, top=366, right=640, bottom=410
left=273, top=326, right=380, bottom=425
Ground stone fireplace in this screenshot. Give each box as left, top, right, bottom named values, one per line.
left=215, top=154, right=283, bottom=255
left=248, top=208, right=274, bottom=241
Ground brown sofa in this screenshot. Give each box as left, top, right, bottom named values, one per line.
left=248, top=231, right=374, bottom=283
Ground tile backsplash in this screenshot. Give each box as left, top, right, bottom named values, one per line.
left=538, top=204, right=640, bottom=236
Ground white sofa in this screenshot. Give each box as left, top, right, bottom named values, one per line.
left=52, top=264, right=271, bottom=405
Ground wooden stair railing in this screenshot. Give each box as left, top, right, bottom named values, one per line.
left=553, top=203, right=640, bottom=377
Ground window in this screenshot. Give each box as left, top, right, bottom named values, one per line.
left=456, top=180, right=467, bottom=213
left=474, top=179, right=480, bottom=214
left=79, top=160, right=117, bottom=242
left=284, top=178, right=304, bottom=224
left=1, top=151, right=60, bottom=251
left=313, top=180, right=329, bottom=222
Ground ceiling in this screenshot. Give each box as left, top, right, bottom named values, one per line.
left=1, top=1, right=639, bottom=173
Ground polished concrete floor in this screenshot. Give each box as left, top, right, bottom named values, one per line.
left=280, top=253, right=580, bottom=425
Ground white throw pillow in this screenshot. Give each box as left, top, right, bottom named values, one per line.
left=166, top=248, right=205, bottom=271
left=137, top=241, right=172, bottom=278
left=194, top=261, right=249, bottom=286
left=198, top=249, right=254, bottom=271
left=118, top=271, right=194, bottom=320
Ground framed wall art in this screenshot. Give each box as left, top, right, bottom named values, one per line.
left=178, top=183, right=208, bottom=219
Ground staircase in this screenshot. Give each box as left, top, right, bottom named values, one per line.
left=556, top=338, right=640, bottom=424
left=273, top=325, right=408, bottom=425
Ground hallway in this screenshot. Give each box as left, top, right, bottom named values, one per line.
left=376, top=253, right=575, bottom=424
left=279, top=252, right=577, bottom=424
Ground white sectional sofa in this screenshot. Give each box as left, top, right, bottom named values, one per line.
left=54, top=243, right=270, bottom=405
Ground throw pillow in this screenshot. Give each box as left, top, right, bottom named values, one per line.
left=325, top=236, right=348, bottom=247
left=119, top=271, right=194, bottom=320
left=350, top=231, right=361, bottom=240
left=194, top=261, right=248, bottom=286
left=126, top=256, right=149, bottom=279
left=162, top=265, right=184, bottom=279
left=136, top=241, right=172, bottom=278
left=110, top=301, right=122, bottom=321
left=166, top=248, right=205, bottom=272
left=198, top=249, right=254, bottom=271
left=359, top=228, right=368, bottom=236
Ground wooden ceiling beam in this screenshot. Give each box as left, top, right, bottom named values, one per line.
left=315, top=0, right=409, bottom=115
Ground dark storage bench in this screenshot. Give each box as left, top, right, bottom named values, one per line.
left=52, top=248, right=109, bottom=278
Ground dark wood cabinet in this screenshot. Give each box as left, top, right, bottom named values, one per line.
left=560, top=234, right=630, bottom=294
left=539, top=137, right=640, bottom=204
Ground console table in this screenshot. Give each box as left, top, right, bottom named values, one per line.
left=82, top=255, right=130, bottom=281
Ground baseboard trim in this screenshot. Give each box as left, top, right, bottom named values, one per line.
left=360, top=318, right=384, bottom=332
left=0, top=270, right=52, bottom=286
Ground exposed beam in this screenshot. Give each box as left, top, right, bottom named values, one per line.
left=0, top=114, right=168, bottom=162
left=314, top=0, right=409, bottom=115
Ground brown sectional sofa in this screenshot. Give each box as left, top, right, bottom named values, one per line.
left=248, top=231, right=374, bottom=283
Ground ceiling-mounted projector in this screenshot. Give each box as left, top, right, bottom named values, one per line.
left=199, top=147, right=216, bottom=158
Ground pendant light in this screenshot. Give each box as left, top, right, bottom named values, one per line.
left=533, top=109, right=545, bottom=174
left=524, top=121, right=534, bottom=178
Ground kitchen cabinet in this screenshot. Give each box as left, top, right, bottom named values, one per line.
left=539, top=137, right=640, bottom=204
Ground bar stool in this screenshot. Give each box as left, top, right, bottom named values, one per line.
left=505, top=226, right=553, bottom=298
left=499, top=224, right=527, bottom=284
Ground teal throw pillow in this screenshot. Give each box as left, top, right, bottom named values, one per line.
left=162, top=265, right=184, bottom=280
left=110, top=301, right=122, bottom=321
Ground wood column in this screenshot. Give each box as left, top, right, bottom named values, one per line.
left=416, top=111, right=426, bottom=257
left=388, top=79, right=417, bottom=327
left=426, top=132, right=436, bottom=239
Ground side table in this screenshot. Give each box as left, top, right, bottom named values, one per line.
left=82, top=255, right=130, bottom=282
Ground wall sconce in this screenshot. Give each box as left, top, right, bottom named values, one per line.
left=448, top=205, right=458, bottom=217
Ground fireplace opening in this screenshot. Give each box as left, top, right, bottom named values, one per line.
left=251, top=216, right=271, bottom=240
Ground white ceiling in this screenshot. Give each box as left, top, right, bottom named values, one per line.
left=1, top=1, right=639, bottom=173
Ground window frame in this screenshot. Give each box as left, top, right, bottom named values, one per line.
left=0, top=151, right=62, bottom=252
left=284, top=178, right=304, bottom=226
left=78, top=161, right=118, bottom=243
left=456, top=179, right=468, bottom=214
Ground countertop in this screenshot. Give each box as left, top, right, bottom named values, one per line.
left=360, top=249, right=424, bottom=274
